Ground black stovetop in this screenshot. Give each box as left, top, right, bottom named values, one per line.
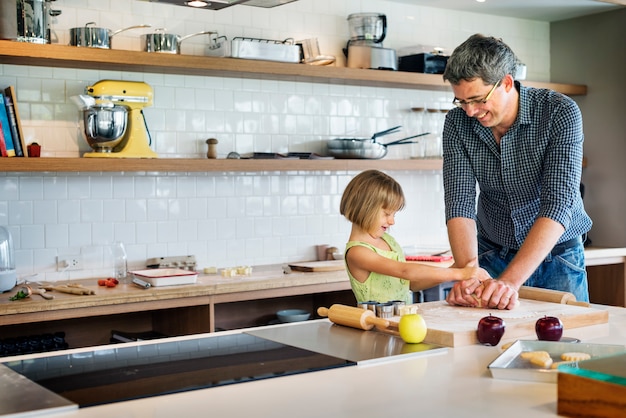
left=5, top=333, right=355, bottom=407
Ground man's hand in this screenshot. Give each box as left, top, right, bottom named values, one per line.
left=446, top=278, right=519, bottom=310
left=474, top=279, right=519, bottom=310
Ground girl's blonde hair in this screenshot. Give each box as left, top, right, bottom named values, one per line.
left=340, top=170, right=405, bottom=231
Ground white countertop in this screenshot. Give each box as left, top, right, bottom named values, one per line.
left=6, top=304, right=625, bottom=418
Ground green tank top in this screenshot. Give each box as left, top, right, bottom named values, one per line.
left=345, top=233, right=411, bottom=304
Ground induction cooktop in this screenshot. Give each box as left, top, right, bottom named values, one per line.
left=3, top=333, right=355, bottom=407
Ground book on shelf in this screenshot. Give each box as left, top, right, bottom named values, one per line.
left=3, top=86, right=27, bottom=157
left=0, top=120, right=7, bottom=157
left=0, top=92, right=15, bottom=157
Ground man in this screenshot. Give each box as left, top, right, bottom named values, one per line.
left=441, top=34, right=592, bottom=310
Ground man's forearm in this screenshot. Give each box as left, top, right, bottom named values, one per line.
left=497, top=217, right=565, bottom=289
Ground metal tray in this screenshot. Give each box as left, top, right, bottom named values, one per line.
left=488, top=340, right=626, bottom=383
left=230, top=37, right=301, bottom=63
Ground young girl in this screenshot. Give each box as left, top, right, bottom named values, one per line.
left=340, top=169, right=490, bottom=304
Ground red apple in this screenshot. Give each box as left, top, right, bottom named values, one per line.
left=477, top=315, right=506, bottom=346
left=535, top=316, right=563, bottom=341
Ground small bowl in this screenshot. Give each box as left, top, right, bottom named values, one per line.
left=276, top=309, right=311, bottom=323
left=332, top=252, right=344, bottom=260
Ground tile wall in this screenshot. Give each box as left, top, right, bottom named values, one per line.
left=0, top=0, right=550, bottom=281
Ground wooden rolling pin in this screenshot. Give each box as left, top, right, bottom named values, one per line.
left=42, top=285, right=95, bottom=295
left=317, top=304, right=390, bottom=331
left=519, top=286, right=589, bottom=307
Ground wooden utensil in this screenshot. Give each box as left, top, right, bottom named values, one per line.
left=31, top=288, right=54, bottom=300
left=519, top=286, right=590, bottom=307
left=42, top=285, right=95, bottom=295
left=317, top=304, right=390, bottom=331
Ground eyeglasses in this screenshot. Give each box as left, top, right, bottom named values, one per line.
left=452, top=79, right=501, bottom=108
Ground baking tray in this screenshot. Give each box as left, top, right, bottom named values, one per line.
left=488, top=340, right=626, bottom=383
left=230, top=37, right=301, bottom=63
left=129, top=268, right=198, bottom=287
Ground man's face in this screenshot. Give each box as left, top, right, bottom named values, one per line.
left=451, top=78, right=504, bottom=128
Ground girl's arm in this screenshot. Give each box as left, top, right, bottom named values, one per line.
left=346, top=245, right=490, bottom=291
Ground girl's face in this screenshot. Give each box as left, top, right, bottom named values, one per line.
left=368, top=207, right=397, bottom=238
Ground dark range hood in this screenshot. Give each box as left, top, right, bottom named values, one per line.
left=142, top=0, right=297, bottom=10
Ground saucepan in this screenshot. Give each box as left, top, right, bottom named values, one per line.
left=69, top=22, right=151, bottom=49
left=327, top=126, right=429, bottom=159
left=143, top=28, right=216, bottom=54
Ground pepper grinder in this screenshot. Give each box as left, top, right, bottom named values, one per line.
left=206, top=138, right=218, bottom=159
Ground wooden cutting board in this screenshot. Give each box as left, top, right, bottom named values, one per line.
left=378, top=299, right=609, bottom=347
left=288, top=260, right=345, bottom=272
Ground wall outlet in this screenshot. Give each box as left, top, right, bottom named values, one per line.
left=57, top=255, right=82, bottom=271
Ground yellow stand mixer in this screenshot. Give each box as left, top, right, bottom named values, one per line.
left=81, top=80, right=158, bottom=158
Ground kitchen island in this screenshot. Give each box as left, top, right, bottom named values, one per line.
left=1, top=303, right=624, bottom=418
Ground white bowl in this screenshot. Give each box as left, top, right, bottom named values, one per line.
left=332, top=252, right=344, bottom=260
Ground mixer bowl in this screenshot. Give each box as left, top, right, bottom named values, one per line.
left=82, top=105, right=128, bottom=152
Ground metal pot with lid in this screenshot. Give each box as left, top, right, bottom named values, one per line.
left=142, top=29, right=217, bottom=54
left=69, top=22, right=151, bottom=49
left=0, top=0, right=62, bottom=44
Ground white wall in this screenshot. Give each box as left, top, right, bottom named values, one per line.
left=0, top=0, right=550, bottom=281
left=551, top=9, right=626, bottom=247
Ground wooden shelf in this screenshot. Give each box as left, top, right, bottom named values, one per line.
left=0, top=40, right=585, bottom=174
left=0, top=157, right=443, bottom=173
left=0, top=40, right=587, bottom=95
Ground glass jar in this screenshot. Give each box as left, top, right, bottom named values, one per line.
left=0, top=226, right=17, bottom=292
left=409, top=106, right=426, bottom=158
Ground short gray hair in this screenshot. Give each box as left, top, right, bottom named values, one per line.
left=443, top=34, right=521, bottom=85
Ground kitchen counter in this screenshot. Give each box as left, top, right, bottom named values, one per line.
left=2, top=247, right=622, bottom=321
left=0, top=263, right=356, bottom=348
left=1, top=247, right=625, bottom=349
left=2, top=303, right=625, bottom=418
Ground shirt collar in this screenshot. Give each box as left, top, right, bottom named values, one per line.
left=516, top=81, right=533, bottom=126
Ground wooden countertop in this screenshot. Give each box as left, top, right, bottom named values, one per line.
left=0, top=264, right=350, bottom=325
left=2, top=247, right=624, bottom=325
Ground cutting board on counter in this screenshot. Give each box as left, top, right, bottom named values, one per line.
left=378, top=299, right=609, bottom=347
left=288, top=260, right=345, bottom=272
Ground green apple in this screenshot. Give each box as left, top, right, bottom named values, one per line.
left=398, top=313, right=427, bottom=344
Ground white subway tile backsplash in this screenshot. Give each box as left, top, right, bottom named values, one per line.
left=1, top=0, right=549, bottom=278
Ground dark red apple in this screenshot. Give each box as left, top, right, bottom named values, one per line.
left=477, top=315, right=506, bottom=346
left=535, top=316, right=563, bottom=341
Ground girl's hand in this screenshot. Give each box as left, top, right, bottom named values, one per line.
left=459, top=259, right=491, bottom=292
left=445, top=260, right=492, bottom=307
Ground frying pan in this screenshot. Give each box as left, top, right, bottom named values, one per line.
left=327, top=127, right=429, bottom=159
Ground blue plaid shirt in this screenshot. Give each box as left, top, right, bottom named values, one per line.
left=442, top=82, right=592, bottom=249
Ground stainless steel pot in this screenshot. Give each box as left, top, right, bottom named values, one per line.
left=142, top=29, right=216, bottom=54
left=69, top=22, right=151, bottom=49
left=0, top=0, right=61, bottom=44
left=327, top=131, right=429, bottom=159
